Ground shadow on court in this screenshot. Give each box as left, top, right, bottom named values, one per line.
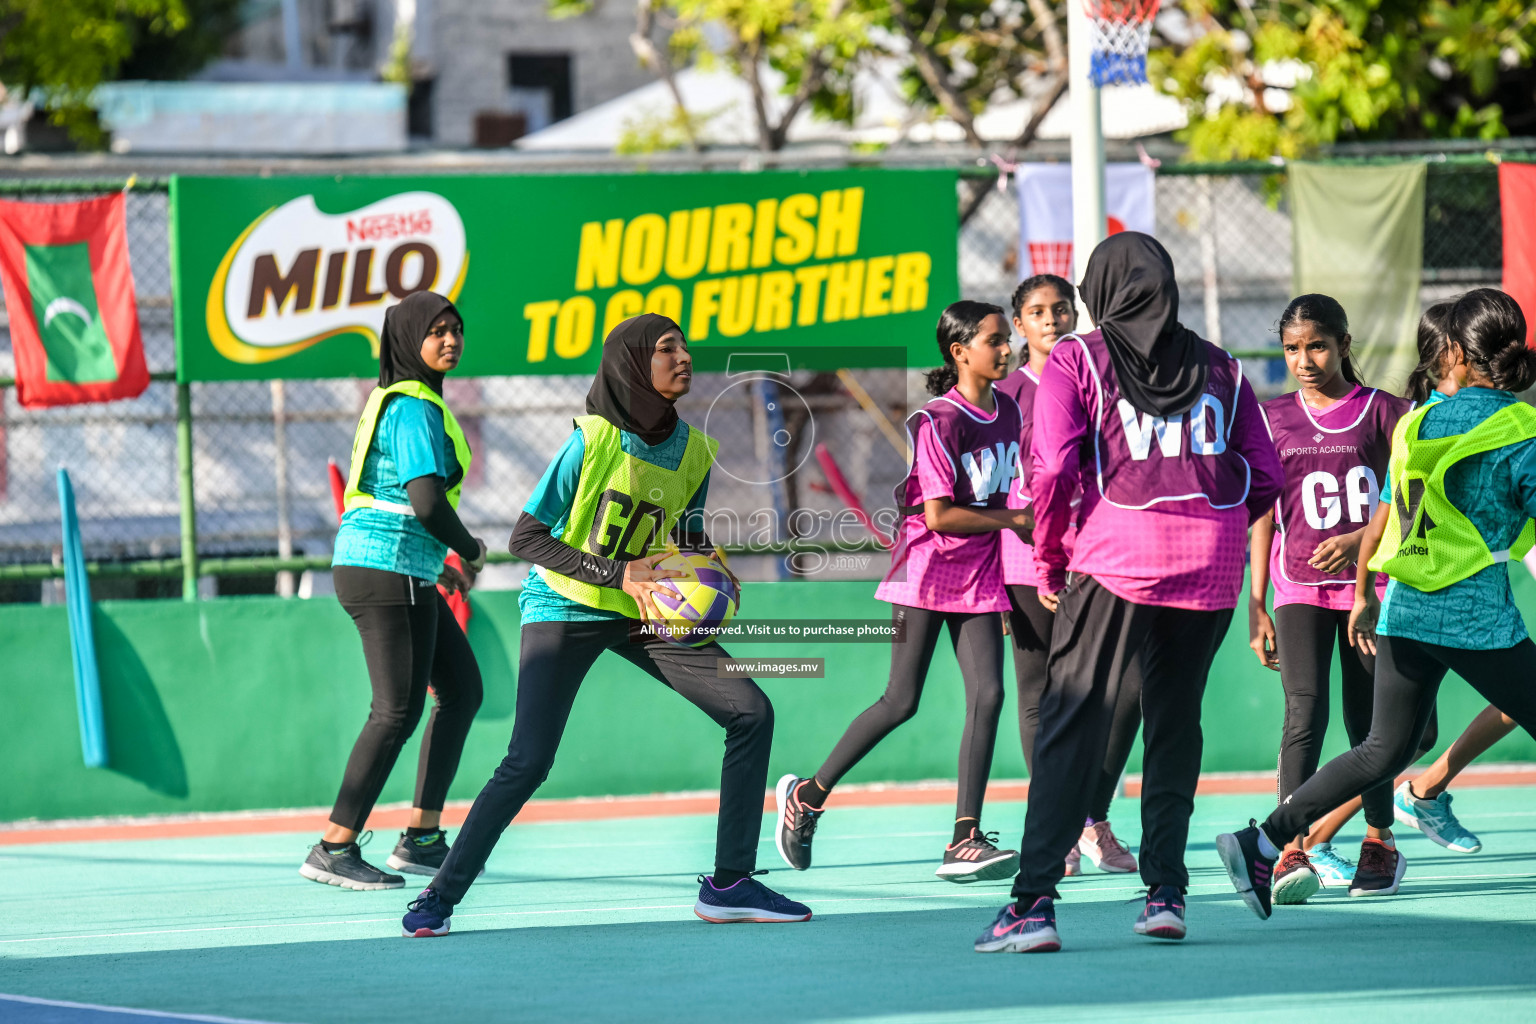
left=8, top=895, right=1536, bottom=1024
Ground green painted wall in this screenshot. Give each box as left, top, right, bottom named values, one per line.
left=5, top=577, right=1535, bottom=823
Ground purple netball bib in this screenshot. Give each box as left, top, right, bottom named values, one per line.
left=995, top=366, right=1039, bottom=503
left=1073, top=332, right=1252, bottom=510
left=897, top=389, right=1023, bottom=512
left=1262, top=387, right=1409, bottom=588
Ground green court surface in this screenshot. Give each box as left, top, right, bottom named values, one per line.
left=4, top=789, right=1536, bottom=1023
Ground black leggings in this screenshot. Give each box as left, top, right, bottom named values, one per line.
left=1009, top=584, right=1140, bottom=822
left=330, top=566, right=484, bottom=833
left=431, top=618, right=774, bottom=904
left=1273, top=604, right=1438, bottom=833
left=816, top=604, right=1004, bottom=822
left=1265, top=634, right=1536, bottom=844
left=1014, top=576, right=1231, bottom=896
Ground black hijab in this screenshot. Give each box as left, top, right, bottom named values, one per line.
left=585, top=313, right=682, bottom=445
left=379, top=291, right=461, bottom=395
left=1080, top=232, right=1208, bottom=417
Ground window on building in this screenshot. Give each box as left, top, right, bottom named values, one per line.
left=507, top=53, right=572, bottom=133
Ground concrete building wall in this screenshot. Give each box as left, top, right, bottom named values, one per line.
left=428, top=0, right=654, bottom=146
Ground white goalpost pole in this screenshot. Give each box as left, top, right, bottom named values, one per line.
left=1067, top=0, right=1107, bottom=300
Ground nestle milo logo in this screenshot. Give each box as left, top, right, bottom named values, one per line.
left=206, top=192, right=468, bottom=364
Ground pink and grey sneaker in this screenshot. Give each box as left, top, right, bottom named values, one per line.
left=1064, top=844, right=1082, bottom=877
left=936, top=828, right=1020, bottom=883
left=773, top=774, right=824, bottom=871
left=1078, top=819, right=1137, bottom=873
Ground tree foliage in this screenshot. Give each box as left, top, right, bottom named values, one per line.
left=556, top=0, right=1068, bottom=152
left=118, top=0, right=243, bottom=83
left=0, top=0, right=188, bottom=140
left=1151, top=0, right=1536, bottom=161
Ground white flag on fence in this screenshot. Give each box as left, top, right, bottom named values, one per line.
left=1015, top=163, right=1157, bottom=280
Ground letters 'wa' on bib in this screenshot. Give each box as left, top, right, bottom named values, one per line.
left=1369, top=401, right=1536, bottom=591
left=540, top=415, right=718, bottom=618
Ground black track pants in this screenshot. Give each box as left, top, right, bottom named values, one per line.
left=816, top=604, right=1005, bottom=822
left=330, top=566, right=484, bottom=833
left=1272, top=603, right=1438, bottom=833
left=1009, top=584, right=1140, bottom=822
left=431, top=618, right=773, bottom=904
left=1265, top=634, right=1536, bottom=844
left=1013, top=576, right=1230, bottom=896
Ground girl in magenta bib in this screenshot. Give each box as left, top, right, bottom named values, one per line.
left=775, top=301, right=1033, bottom=883
left=975, top=232, right=1283, bottom=953
left=1246, top=294, right=1434, bottom=902
left=997, top=273, right=1140, bottom=878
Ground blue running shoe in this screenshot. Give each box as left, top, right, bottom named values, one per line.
left=1308, top=842, right=1355, bottom=888
left=1394, top=782, right=1482, bottom=853
left=402, top=888, right=452, bottom=937
left=1134, top=885, right=1186, bottom=940
left=974, top=896, right=1060, bottom=953
left=694, top=872, right=811, bottom=923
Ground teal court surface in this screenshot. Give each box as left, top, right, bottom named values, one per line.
left=4, top=787, right=1536, bottom=1023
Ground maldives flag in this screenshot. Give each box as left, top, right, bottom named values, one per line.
left=0, top=193, right=148, bottom=408
left=1501, top=163, right=1536, bottom=348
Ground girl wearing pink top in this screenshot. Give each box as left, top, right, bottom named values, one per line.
left=998, top=273, right=1140, bottom=878
left=775, top=301, right=1033, bottom=883
left=975, top=232, right=1283, bottom=954
left=1246, top=294, right=1424, bottom=904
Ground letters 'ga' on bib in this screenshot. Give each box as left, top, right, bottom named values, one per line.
left=540, top=415, right=718, bottom=617
left=1369, top=401, right=1536, bottom=591
left=343, top=381, right=473, bottom=514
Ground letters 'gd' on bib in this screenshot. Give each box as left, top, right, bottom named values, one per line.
left=540, top=415, right=718, bottom=618
left=1369, top=401, right=1536, bottom=591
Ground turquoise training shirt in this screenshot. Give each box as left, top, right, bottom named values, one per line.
left=333, top=395, right=461, bottom=583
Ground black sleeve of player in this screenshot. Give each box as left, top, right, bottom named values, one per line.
left=509, top=511, right=625, bottom=587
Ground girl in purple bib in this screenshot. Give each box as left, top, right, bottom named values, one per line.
left=975, top=232, right=1283, bottom=953
left=998, top=273, right=1141, bottom=878
left=1246, top=294, right=1424, bottom=903
left=774, top=301, right=1033, bottom=883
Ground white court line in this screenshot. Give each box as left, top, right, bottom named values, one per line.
left=0, top=993, right=297, bottom=1024
left=4, top=871, right=1532, bottom=947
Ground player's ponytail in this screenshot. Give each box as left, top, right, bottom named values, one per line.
left=1405, top=301, right=1454, bottom=403
left=1277, top=293, right=1362, bottom=386
left=926, top=300, right=1005, bottom=396
left=1450, top=288, right=1536, bottom=394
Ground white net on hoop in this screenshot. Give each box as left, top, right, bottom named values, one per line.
left=1084, top=0, right=1160, bottom=87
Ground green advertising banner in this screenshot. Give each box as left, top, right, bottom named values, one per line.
left=170, top=169, right=959, bottom=382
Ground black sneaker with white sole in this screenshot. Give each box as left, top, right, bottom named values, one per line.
left=387, top=829, right=450, bottom=876
left=936, top=828, right=1019, bottom=883
left=300, top=832, right=405, bottom=890
left=774, top=774, right=824, bottom=871
left=1348, top=839, right=1407, bottom=897
left=1215, top=820, right=1276, bottom=920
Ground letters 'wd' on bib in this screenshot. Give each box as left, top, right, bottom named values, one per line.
left=1076, top=334, right=1252, bottom=510
left=1369, top=401, right=1536, bottom=591
left=540, top=415, right=718, bottom=618
left=343, top=381, right=473, bottom=515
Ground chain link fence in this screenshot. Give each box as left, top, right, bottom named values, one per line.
left=0, top=157, right=1508, bottom=599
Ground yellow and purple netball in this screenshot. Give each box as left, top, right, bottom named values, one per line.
left=650, top=552, right=739, bottom=647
